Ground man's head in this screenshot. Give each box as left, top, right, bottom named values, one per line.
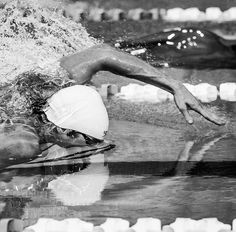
left=44, top=85, right=109, bottom=141
left=10, top=72, right=108, bottom=142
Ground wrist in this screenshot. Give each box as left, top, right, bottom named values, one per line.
left=168, top=80, right=183, bottom=94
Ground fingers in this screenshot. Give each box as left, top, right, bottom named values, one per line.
left=181, top=108, right=194, bottom=124
left=191, top=103, right=227, bottom=126
left=175, top=97, right=194, bottom=124
left=175, top=90, right=227, bottom=126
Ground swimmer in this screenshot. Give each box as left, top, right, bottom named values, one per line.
left=0, top=44, right=226, bottom=155
left=116, top=27, right=236, bottom=69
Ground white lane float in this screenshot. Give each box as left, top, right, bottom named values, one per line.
left=159, top=8, right=167, bottom=20
left=107, top=9, right=126, bottom=21
left=181, top=8, right=206, bottom=21
left=108, top=84, right=119, bottom=95
left=63, top=2, right=88, bottom=21
left=222, top=7, right=236, bottom=21
left=99, top=84, right=119, bottom=98
left=118, top=84, right=173, bottom=103
left=194, top=83, right=218, bottom=103
left=167, top=218, right=231, bottom=232
left=163, top=8, right=184, bottom=21
left=62, top=4, right=236, bottom=22
left=19, top=217, right=236, bottom=232
left=183, top=83, right=197, bottom=97
left=127, top=8, right=151, bottom=20
left=183, top=83, right=218, bottom=103
left=143, top=84, right=174, bottom=102
left=205, top=7, right=223, bottom=21
left=233, top=219, right=236, bottom=231
left=99, top=218, right=130, bottom=232
left=149, top=8, right=159, bottom=20
left=99, top=84, right=111, bottom=98
left=219, top=82, right=236, bottom=101
left=127, top=8, right=144, bottom=20
left=24, top=218, right=94, bottom=232
left=118, top=83, right=223, bottom=103
left=131, top=218, right=161, bottom=232
left=118, top=84, right=144, bottom=101
left=142, top=85, right=161, bottom=102
left=88, top=8, right=108, bottom=21
left=162, top=226, right=174, bottom=232
left=63, top=7, right=87, bottom=22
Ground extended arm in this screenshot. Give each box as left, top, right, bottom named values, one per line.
left=60, top=44, right=226, bottom=125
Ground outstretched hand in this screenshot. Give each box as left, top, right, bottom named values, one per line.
left=174, top=85, right=227, bottom=125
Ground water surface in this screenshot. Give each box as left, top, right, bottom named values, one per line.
left=0, top=118, right=235, bottom=227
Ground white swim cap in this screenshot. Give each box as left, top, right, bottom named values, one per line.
left=44, top=85, right=109, bottom=140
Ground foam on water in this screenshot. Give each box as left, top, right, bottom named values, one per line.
left=0, top=0, right=98, bottom=83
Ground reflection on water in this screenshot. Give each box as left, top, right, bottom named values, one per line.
left=48, top=154, right=109, bottom=206
left=0, top=119, right=235, bottom=226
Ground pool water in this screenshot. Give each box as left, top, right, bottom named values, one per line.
left=0, top=117, right=235, bottom=227
left=1, top=20, right=236, bottom=228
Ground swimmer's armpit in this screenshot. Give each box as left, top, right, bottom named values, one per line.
left=60, top=44, right=227, bottom=126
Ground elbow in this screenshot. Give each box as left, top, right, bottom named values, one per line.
left=94, top=44, right=117, bottom=59
left=95, top=45, right=118, bottom=68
